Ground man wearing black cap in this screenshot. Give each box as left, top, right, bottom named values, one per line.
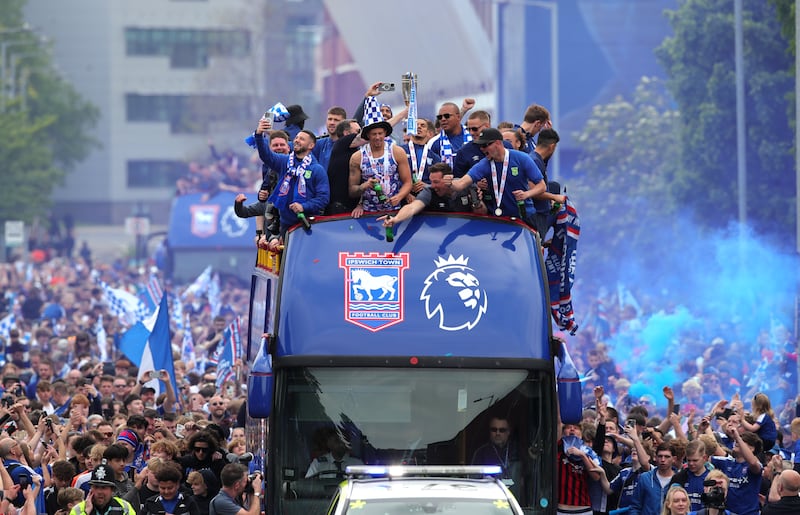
left=68, top=461, right=136, bottom=515
left=450, top=128, right=545, bottom=222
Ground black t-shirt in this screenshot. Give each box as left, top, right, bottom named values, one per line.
left=327, top=133, right=360, bottom=214
left=415, top=186, right=476, bottom=213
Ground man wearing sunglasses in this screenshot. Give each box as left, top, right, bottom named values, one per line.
left=450, top=128, right=545, bottom=223
left=471, top=416, right=523, bottom=500
left=427, top=103, right=470, bottom=167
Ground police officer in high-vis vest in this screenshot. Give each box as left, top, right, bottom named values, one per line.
left=69, top=460, right=136, bottom=515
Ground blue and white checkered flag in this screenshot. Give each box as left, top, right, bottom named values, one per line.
left=269, top=102, right=290, bottom=122
left=0, top=314, right=15, bottom=339
left=101, top=282, right=149, bottom=327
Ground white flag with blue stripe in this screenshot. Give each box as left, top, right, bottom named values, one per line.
left=119, top=294, right=177, bottom=396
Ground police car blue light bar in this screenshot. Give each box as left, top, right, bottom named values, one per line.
left=346, top=465, right=503, bottom=477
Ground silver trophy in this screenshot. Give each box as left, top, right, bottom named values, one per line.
left=401, top=72, right=416, bottom=104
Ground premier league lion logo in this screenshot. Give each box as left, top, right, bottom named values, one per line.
left=420, top=255, right=487, bottom=331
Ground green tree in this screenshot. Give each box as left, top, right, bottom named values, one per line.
left=571, top=76, right=682, bottom=277
left=0, top=0, right=99, bottom=224
left=656, top=0, right=795, bottom=245
left=769, top=0, right=795, bottom=55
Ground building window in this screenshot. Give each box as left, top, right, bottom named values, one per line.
left=125, top=28, right=250, bottom=68
left=127, top=160, right=187, bottom=188
left=126, top=94, right=251, bottom=133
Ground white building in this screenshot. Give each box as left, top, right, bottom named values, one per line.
left=25, top=0, right=269, bottom=224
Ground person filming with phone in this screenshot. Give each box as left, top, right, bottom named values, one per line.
left=133, top=369, right=177, bottom=414
left=209, top=464, right=262, bottom=515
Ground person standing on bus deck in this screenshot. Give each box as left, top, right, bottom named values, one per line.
left=254, top=117, right=329, bottom=248
left=449, top=128, right=545, bottom=225
left=471, top=416, right=523, bottom=501
left=348, top=95, right=412, bottom=218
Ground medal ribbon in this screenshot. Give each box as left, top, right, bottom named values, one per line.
left=490, top=149, right=510, bottom=214
left=408, top=141, right=428, bottom=183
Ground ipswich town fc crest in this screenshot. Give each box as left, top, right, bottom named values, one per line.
left=339, top=252, right=410, bottom=332
left=190, top=204, right=220, bottom=238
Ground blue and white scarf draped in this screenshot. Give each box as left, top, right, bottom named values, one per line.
left=438, top=127, right=471, bottom=166
left=545, top=198, right=580, bottom=335
left=274, top=153, right=312, bottom=210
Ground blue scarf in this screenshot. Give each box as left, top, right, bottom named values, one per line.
left=545, top=198, right=580, bottom=335
left=273, top=153, right=312, bottom=210
left=438, top=126, right=471, bottom=166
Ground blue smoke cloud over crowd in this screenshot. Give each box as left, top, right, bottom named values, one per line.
left=573, top=212, right=799, bottom=417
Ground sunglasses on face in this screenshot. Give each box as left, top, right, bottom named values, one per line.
left=436, top=113, right=454, bottom=120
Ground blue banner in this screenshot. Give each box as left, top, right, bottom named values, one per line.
left=168, top=192, right=255, bottom=249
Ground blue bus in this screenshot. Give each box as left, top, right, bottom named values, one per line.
left=246, top=213, right=582, bottom=515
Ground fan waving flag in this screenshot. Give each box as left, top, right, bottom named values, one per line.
left=214, top=318, right=242, bottom=389
left=119, top=294, right=177, bottom=396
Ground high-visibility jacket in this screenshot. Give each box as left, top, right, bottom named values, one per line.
left=69, top=497, right=136, bottom=515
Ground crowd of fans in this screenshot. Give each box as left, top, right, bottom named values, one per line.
left=555, top=287, right=799, bottom=515
left=0, top=246, right=255, bottom=515
left=1, top=87, right=797, bottom=515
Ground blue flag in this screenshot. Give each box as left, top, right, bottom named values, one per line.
left=119, top=294, right=177, bottom=396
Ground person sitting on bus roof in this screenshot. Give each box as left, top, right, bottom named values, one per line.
left=305, top=428, right=363, bottom=478
left=377, top=163, right=487, bottom=229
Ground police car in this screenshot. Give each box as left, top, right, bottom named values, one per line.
left=326, top=466, right=524, bottom=515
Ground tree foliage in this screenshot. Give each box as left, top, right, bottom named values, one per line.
left=571, top=76, right=682, bottom=277
left=0, top=0, right=99, bottom=223
left=656, top=0, right=795, bottom=245
left=769, top=0, right=795, bottom=56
